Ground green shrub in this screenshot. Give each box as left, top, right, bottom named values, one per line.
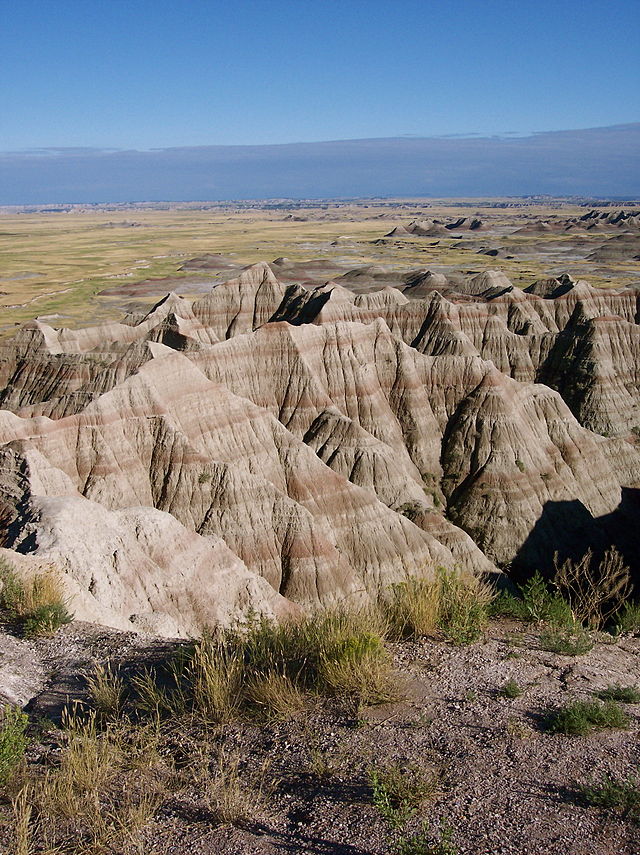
left=544, top=700, right=629, bottom=736
left=0, top=560, right=26, bottom=614
left=0, top=705, right=29, bottom=785
left=500, top=679, right=523, bottom=699
left=615, top=600, right=640, bottom=634
left=369, top=764, right=442, bottom=829
left=539, top=625, right=593, bottom=656
left=594, top=685, right=640, bottom=703
left=491, top=572, right=573, bottom=626
left=579, top=773, right=640, bottom=816
left=24, top=602, right=73, bottom=637
left=395, top=822, right=458, bottom=855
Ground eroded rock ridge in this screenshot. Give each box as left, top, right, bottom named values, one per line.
left=1, top=262, right=639, bottom=635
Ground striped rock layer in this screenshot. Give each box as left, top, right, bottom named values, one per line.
left=1, top=262, right=639, bottom=635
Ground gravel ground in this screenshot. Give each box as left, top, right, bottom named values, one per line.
left=1, top=619, right=639, bottom=854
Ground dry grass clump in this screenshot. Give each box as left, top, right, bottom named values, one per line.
left=130, top=606, right=397, bottom=724
left=196, top=750, right=273, bottom=826
left=6, top=708, right=171, bottom=854
left=0, top=706, right=29, bottom=787
left=11, top=787, right=31, bottom=855
left=188, top=639, right=244, bottom=722
left=245, top=672, right=307, bottom=720
left=85, top=663, right=126, bottom=721
left=0, top=558, right=72, bottom=637
left=319, top=635, right=396, bottom=706
left=383, top=578, right=439, bottom=640
left=383, top=569, right=493, bottom=644
left=553, top=547, right=631, bottom=630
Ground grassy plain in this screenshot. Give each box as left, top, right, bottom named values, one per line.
left=1, top=200, right=638, bottom=338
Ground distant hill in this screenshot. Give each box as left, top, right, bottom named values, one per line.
left=1, top=123, right=638, bottom=204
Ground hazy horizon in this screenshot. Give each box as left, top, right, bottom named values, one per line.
left=1, top=123, right=639, bottom=205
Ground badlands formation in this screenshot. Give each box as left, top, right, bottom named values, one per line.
left=1, top=260, right=640, bottom=636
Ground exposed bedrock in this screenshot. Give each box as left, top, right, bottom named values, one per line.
left=1, top=262, right=640, bottom=634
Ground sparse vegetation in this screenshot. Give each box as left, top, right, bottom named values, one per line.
left=500, top=679, right=523, bottom=699
left=11, top=787, right=31, bottom=855
left=246, top=671, right=307, bottom=720
left=5, top=707, right=171, bottom=854
left=578, top=773, right=640, bottom=817
left=0, top=706, right=29, bottom=785
left=306, top=746, right=340, bottom=782
left=198, top=750, right=273, bottom=826
left=384, top=577, right=439, bottom=640
left=384, top=569, right=493, bottom=645
left=130, top=608, right=397, bottom=724
left=398, top=501, right=425, bottom=519
left=544, top=699, right=629, bottom=736
left=553, top=547, right=631, bottom=630
left=506, top=716, right=534, bottom=739
left=0, top=559, right=73, bottom=637
left=85, top=663, right=126, bottom=720
left=395, top=822, right=458, bottom=855
left=2, top=582, right=639, bottom=853
left=594, top=685, right=640, bottom=703
left=491, top=571, right=573, bottom=627
left=369, top=763, right=443, bottom=829
left=493, top=548, right=636, bottom=640
left=539, top=625, right=594, bottom=655
left=23, top=602, right=73, bottom=638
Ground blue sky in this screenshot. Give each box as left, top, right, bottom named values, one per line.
left=1, top=0, right=639, bottom=152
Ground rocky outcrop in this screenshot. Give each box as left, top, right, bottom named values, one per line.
left=1, top=261, right=639, bottom=636
left=384, top=218, right=485, bottom=238
left=514, top=210, right=640, bottom=235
